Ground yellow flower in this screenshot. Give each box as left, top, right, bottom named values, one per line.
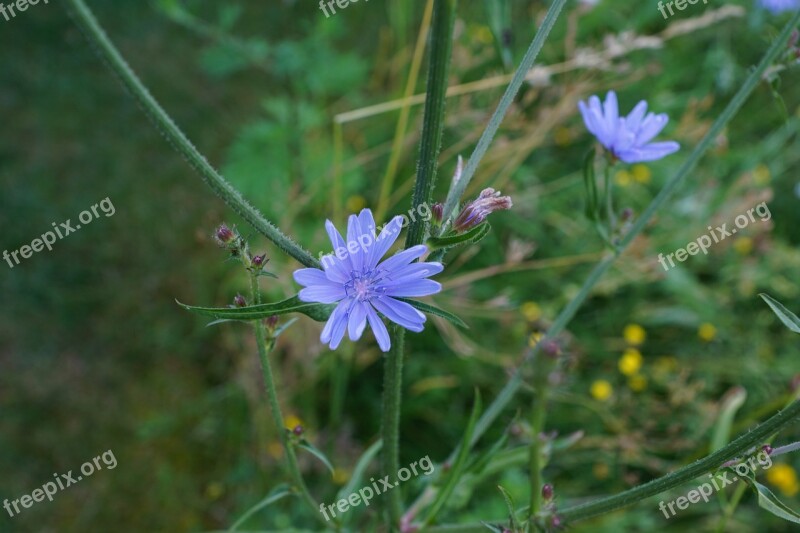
left=285, top=414, right=303, bottom=431
left=614, top=169, right=632, bottom=187
left=618, top=348, right=643, bottom=376
left=521, top=301, right=542, bottom=322
left=733, top=237, right=753, bottom=255
left=345, top=195, right=367, bottom=213
left=554, top=126, right=572, bottom=147
left=476, top=26, right=493, bottom=44
left=593, top=463, right=610, bottom=479
left=698, top=323, right=717, bottom=342
left=631, top=164, right=652, bottom=184
left=528, top=331, right=544, bottom=348
left=628, top=374, right=647, bottom=392
left=753, top=164, right=771, bottom=186
left=590, top=380, right=613, bottom=401
left=623, top=324, right=646, bottom=346
left=767, top=464, right=800, bottom=497
left=205, top=482, right=224, bottom=500
left=654, top=356, right=678, bottom=375
left=267, top=441, right=283, bottom=459
left=332, top=467, right=350, bottom=485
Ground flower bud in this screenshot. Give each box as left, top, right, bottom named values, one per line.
left=542, top=483, right=554, bottom=501
left=215, top=224, right=235, bottom=245
left=252, top=254, right=267, bottom=268
left=233, top=294, right=247, bottom=307
left=265, top=315, right=279, bottom=330
left=292, top=425, right=303, bottom=436
left=453, top=188, right=513, bottom=232
left=551, top=516, right=562, bottom=529
left=431, top=203, right=443, bottom=223
left=763, top=444, right=773, bottom=456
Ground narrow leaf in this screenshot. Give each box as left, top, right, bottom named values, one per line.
left=711, top=387, right=747, bottom=452
left=497, top=485, right=520, bottom=530
left=336, top=440, right=383, bottom=520
left=177, top=294, right=334, bottom=322
left=398, top=298, right=468, bottom=329
left=745, top=479, right=800, bottom=524
left=297, top=439, right=335, bottom=477
left=760, top=293, right=800, bottom=334
left=229, top=484, right=292, bottom=531
left=427, top=223, right=491, bottom=250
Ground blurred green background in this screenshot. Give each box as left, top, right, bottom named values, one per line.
left=2, top=0, right=800, bottom=531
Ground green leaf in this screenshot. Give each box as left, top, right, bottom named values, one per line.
left=423, top=390, right=482, bottom=525
left=760, top=293, right=800, bottom=334
left=398, top=298, right=468, bottom=329
left=177, top=295, right=334, bottom=323
left=497, top=485, right=521, bottom=530
left=744, top=479, right=800, bottom=524
left=711, top=387, right=747, bottom=452
left=297, top=439, right=335, bottom=477
left=480, top=523, right=505, bottom=533
left=336, top=440, right=383, bottom=522
left=229, top=484, right=293, bottom=531
left=272, top=317, right=298, bottom=338
left=427, top=223, right=491, bottom=250
left=583, top=149, right=599, bottom=221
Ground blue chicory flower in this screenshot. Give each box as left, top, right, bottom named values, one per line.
left=758, top=0, right=800, bottom=13
left=294, top=209, right=443, bottom=352
left=578, top=90, right=680, bottom=164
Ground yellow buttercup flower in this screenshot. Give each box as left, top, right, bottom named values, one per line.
left=614, top=169, right=632, bottom=187
left=521, top=301, right=542, bottom=322
left=767, top=464, right=800, bottom=497
left=733, top=237, right=753, bottom=255
left=628, top=374, right=647, bottom=392
left=753, top=164, right=771, bottom=185
left=623, top=324, right=646, bottom=346
left=698, top=323, right=717, bottom=342
left=528, top=331, right=544, bottom=348
left=632, top=164, right=651, bottom=184
left=618, top=348, right=643, bottom=376
left=285, top=414, right=303, bottom=431
left=554, top=126, right=572, bottom=147
left=345, top=195, right=367, bottom=213
left=590, top=380, right=613, bottom=401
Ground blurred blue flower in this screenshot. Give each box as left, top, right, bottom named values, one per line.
left=758, top=0, right=800, bottom=13
left=578, top=90, right=680, bottom=164
left=294, top=209, right=442, bottom=352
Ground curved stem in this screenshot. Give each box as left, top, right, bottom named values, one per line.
left=249, top=274, right=332, bottom=529
left=439, top=0, right=569, bottom=225
left=65, top=0, right=319, bottom=268
left=559, top=399, right=800, bottom=523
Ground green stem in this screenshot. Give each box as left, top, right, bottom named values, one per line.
left=248, top=274, right=331, bottom=529
left=406, top=0, right=457, bottom=248
left=382, top=1, right=456, bottom=530
left=65, top=0, right=319, bottom=268
left=559, top=399, right=800, bottom=523
left=440, top=7, right=800, bottom=468
left=439, top=0, right=569, bottom=226
left=528, top=386, right=546, bottom=519
left=382, top=324, right=406, bottom=528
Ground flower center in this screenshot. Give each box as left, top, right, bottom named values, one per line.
left=344, top=269, right=386, bottom=302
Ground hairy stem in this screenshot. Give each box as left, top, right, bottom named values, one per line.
left=559, top=399, right=800, bottom=523
left=382, top=324, right=407, bottom=527
left=247, top=274, right=330, bottom=528
left=65, top=0, right=319, bottom=268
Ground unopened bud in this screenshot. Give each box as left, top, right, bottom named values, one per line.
left=541, top=339, right=560, bottom=359
left=551, top=516, right=562, bottom=528
left=763, top=444, right=773, bottom=456
left=252, top=254, right=267, bottom=267
left=292, top=425, right=303, bottom=436
left=233, top=294, right=247, bottom=307
left=620, top=207, right=634, bottom=222
left=542, top=483, right=554, bottom=501
left=215, top=224, right=235, bottom=244
left=432, top=203, right=443, bottom=223
left=265, top=315, right=279, bottom=330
